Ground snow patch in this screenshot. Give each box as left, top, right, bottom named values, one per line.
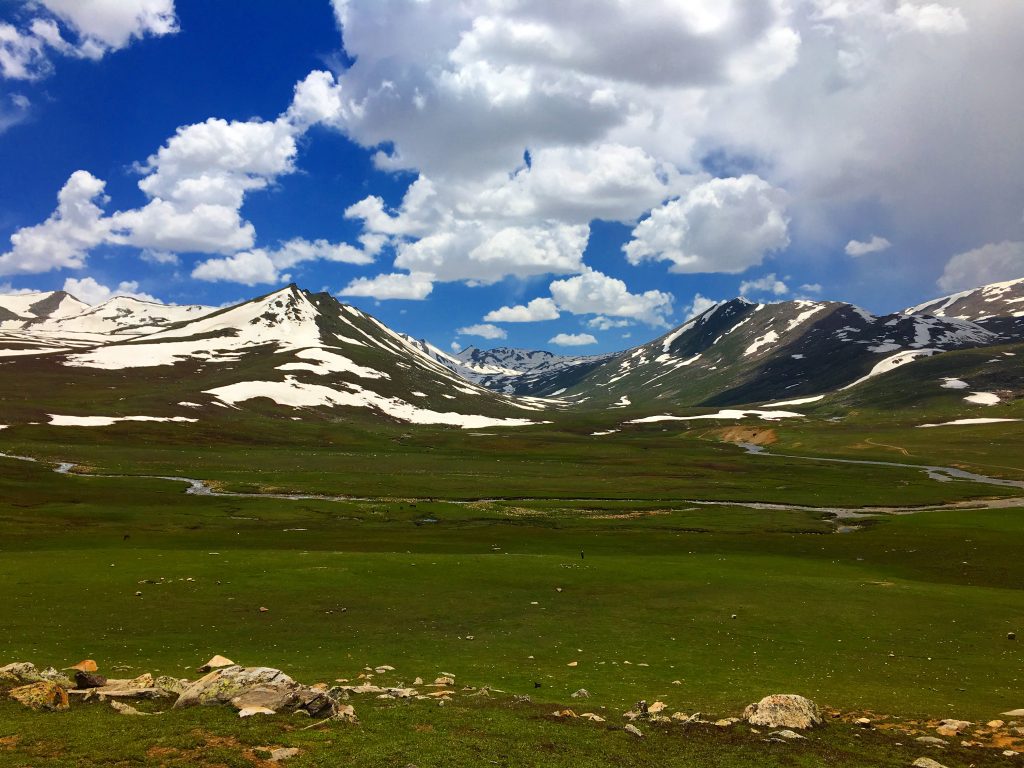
left=940, top=378, right=969, bottom=390
left=919, top=418, right=1020, bottom=428
left=764, top=395, right=825, bottom=407
left=841, top=349, right=939, bottom=389
left=627, top=409, right=803, bottom=424
left=48, top=414, right=198, bottom=427
left=965, top=391, right=1000, bottom=406
left=744, top=331, right=779, bottom=356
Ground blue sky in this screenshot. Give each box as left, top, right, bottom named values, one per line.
left=1, top=0, right=1022, bottom=354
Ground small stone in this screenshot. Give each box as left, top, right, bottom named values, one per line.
left=68, top=660, right=98, bottom=673
left=567, top=661, right=578, bottom=667
left=259, top=607, right=269, bottom=613
left=912, top=758, right=949, bottom=768
left=1009, top=632, right=1016, bottom=641
left=1003, top=750, right=1018, bottom=757
left=856, top=717, right=872, bottom=726
left=915, top=736, right=947, bottom=747
left=937, top=719, right=971, bottom=733
left=74, top=671, right=107, bottom=689
left=413, top=677, right=424, bottom=686
left=110, top=700, right=147, bottom=716
left=9, top=681, right=69, bottom=712
left=198, top=655, right=235, bottom=672
left=648, top=701, right=666, bottom=714
left=580, top=713, right=605, bottom=722
left=239, top=706, right=276, bottom=718
left=768, top=729, right=805, bottom=740
left=715, top=718, right=739, bottom=727
left=571, top=689, right=590, bottom=699
left=624, top=724, right=644, bottom=738
left=433, top=676, right=454, bottom=686
left=552, top=709, right=578, bottom=719
left=134, top=591, right=143, bottom=597
left=987, top=720, right=1005, bottom=729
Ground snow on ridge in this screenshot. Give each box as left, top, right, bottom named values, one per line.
left=919, top=418, right=1020, bottom=428
left=627, top=409, right=803, bottom=424
left=764, top=394, right=825, bottom=407
left=48, top=414, right=198, bottom=427
left=744, top=330, right=779, bottom=356
left=203, top=377, right=543, bottom=429
left=276, top=347, right=388, bottom=380
left=841, top=348, right=939, bottom=390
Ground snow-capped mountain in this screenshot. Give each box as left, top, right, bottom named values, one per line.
left=517, top=291, right=1015, bottom=407
left=905, top=277, right=1024, bottom=321
left=402, top=339, right=613, bottom=395
left=0, top=290, right=89, bottom=328
left=0, top=286, right=557, bottom=430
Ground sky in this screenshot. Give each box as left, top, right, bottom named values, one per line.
left=0, top=0, right=1022, bottom=355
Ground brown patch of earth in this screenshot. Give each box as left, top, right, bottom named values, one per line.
left=716, top=426, right=777, bottom=446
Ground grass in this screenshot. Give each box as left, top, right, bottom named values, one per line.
left=2, top=409, right=1023, bottom=765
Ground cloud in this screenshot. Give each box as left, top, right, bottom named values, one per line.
left=483, top=297, right=559, bottom=323
left=845, top=236, right=892, bottom=256
left=340, top=271, right=433, bottom=300
left=192, top=238, right=374, bottom=286
left=549, top=332, right=597, bottom=347
left=549, top=269, right=673, bottom=326
left=587, top=316, right=632, bottom=330
left=624, top=175, right=790, bottom=274
left=456, top=323, right=507, bottom=340
left=739, top=273, right=789, bottom=296
left=450, top=340, right=462, bottom=353
left=62, top=276, right=157, bottom=304
left=0, top=170, right=110, bottom=275
left=684, top=293, right=719, bottom=320
left=0, top=1, right=176, bottom=81
left=799, top=283, right=823, bottom=294
left=937, top=241, right=1024, bottom=293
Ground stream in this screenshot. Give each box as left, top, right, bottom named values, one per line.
left=3, top=444, right=1023, bottom=531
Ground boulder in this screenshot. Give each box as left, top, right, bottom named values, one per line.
left=174, top=665, right=335, bottom=718
left=0, top=662, right=43, bottom=685
left=9, top=681, right=69, bottom=712
left=744, top=695, right=822, bottom=730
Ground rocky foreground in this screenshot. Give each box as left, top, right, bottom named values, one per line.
left=3, top=657, right=1023, bottom=766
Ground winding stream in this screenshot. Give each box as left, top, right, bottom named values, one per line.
left=3, top=444, right=1023, bottom=528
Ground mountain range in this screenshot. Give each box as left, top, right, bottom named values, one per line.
left=0, top=277, right=1021, bottom=431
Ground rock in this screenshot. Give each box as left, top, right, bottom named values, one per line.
left=915, top=736, right=947, bottom=747
left=987, top=720, right=1005, bottom=728
left=74, top=671, right=108, bottom=689
left=413, top=677, right=424, bottom=686
left=39, top=668, right=73, bottom=688
left=239, top=706, right=276, bottom=718
left=912, top=758, right=949, bottom=768
left=937, top=719, right=971, bottom=733
left=715, top=718, right=739, bottom=727
left=624, top=724, right=644, bottom=738
left=744, top=695, right=822, bottom=730
left=174, top=665, right=334, bottom=717
left=259, top=607, right=269, bottom=613
left=0, top=662, right=43, bottom=684
left=1003, top=709, right=1024, bottom=717
left=433, top=676, right=455, bottom=686
left=571, top=689, right=591, bottom=699
left=67, top=660, right=98, bottom=673
left=268, top=747, right=300, bottom=763
left=1004, top=751, right=1018, bottom=757
left=154, top=676, right=190, bottom=697
left=648, top=701, right=667, bottom=714
left=198, top=655, right=234, bottom=673
left=9, top=681, right=69, bottom=712
left=856, top=717, right=872, bottom=726
left=567, top=661, right=578, bottom=667
left=768, top=729, right=805, bottom=740
left=110, top=700, right=147, bottom=716
left=552, top=709, right=578, bottom=719
left=580, top=713, right=605, bottom=722
left=334, top=704, right=357, bottom=723
left=1009, top=632, right=1016, bottom=641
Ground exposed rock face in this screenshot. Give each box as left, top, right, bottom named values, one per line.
left=743, top=694, right=822, bottom=729
left=173, top=665, right=335, bottom=717
left=9, top=681, right=69, bottom=712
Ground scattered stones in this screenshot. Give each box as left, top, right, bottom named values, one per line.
left=744, top=695, right=822, bottom=730
left=768, top=729, right=806, bottom=740
left=174, top=665, right=335, bottom=718
left=9, top=681, right=69, bottom=712
left=198, top=655, right=235, bottom=673
left=937, top=719, right=971, bottom=734
left=912, top=758, right=949, bottom=768
left=624, top=724, right=644, bottom=738
left=571, top=689, right=591, bottom=699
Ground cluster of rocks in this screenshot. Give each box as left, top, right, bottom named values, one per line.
left=1, top=656, right=357, bottom=724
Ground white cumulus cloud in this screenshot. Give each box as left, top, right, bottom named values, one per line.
left=483, top=297, right=559, bottom=323
left=937, top=241, right=1024, bottom=293
left=340, top=271, right=434, bottom=300
left=549, top=269, right=673, bottom=327
left=456, top=323, right=507, bottom=340
left=63, top=276, right=157, bottom=304
left=845, top=236, right=892, bottom=256
left=739, top=273, right=789, bottom=296
left=549, top=332, right=597, bottom=347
